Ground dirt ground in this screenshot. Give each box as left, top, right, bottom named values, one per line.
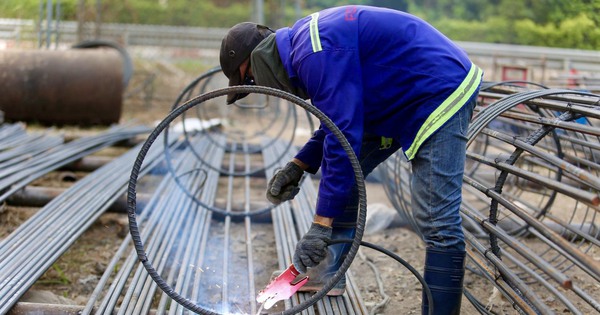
left=2, top=55, right=597, bottom=315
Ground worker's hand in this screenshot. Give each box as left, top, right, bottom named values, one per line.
left=293, top=223, right=332, bottom=273
left=266, top=161, right=304, bottom=205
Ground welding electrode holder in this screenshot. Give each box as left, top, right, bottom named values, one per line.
left=126, top=84, right=367, bottom=315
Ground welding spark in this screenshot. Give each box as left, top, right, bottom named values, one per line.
left=232, top=302, right=244, bottom=314
left=255, top=303, right=264, bottom=315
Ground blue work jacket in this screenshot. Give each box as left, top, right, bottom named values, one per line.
left=274, top=5, right=482, bottom=218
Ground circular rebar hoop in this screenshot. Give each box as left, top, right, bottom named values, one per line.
left=481, top=80, right=550, bottom=91
left=160, top=68, right=301, bottom=217
left=165, top=67, right=299, bottom=178
left=161, top=68, right=303, bottom=218
left=127, top=85, right=367, bottom=315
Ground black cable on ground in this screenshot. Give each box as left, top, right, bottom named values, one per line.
left=463, top=289, right=500, bottom=315
left=329, top=238, right=434, bottom=315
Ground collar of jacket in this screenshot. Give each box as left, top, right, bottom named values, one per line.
left=251, top=33, right=309, bottom=100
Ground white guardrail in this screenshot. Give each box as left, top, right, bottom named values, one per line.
left=1, top=18, right=599, bottom=89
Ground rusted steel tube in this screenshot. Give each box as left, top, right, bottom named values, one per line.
left=6, top=186, right=64, bottom=207
left=0, top=49, right=123, bottom=125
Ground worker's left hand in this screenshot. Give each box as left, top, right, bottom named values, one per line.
left=293, top=223, right=332, bottom=273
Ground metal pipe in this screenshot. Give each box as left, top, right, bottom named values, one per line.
left=0, top=49, right=123, bottom=125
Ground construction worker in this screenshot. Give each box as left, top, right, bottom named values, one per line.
left=219, top=5, right=482, bottom=315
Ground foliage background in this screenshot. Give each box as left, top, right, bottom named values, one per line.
left=1, top=0, right=599, bottom=49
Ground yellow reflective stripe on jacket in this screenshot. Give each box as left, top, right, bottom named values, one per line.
left=404, top=63, right=482, bottom=160
left=309, top=13, right=323, bottom=52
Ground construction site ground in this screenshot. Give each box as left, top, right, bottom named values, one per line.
left=1, top=56, right=598, bottom=315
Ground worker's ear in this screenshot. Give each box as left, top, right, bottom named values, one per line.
left=245, top=59, right=253, bottom=77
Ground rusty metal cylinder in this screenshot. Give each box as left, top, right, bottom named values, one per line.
left=0, top=49, right=123, bottom=125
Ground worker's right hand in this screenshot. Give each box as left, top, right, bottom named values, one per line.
left=266, top=161, right=304, bottom=205
left=293, top=223, right=332, bottom=273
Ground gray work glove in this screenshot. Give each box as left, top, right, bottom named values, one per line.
left=266, top=162, right=304, bottom=205
left=293, top=223, right=333, bottom=273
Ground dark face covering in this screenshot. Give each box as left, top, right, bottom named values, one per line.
left=243, top=61, right=256, bottom=86
left=244, top=74, right=256, bottom=86
left=251, top=34, right=309, bottom=100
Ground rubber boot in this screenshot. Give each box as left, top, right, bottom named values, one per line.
left=421, top=248, right=466, bottom=315
left=299, top=226, right=356, bottom=296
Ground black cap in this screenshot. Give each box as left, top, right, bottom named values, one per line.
left=219, top=22, right=274, bottom=104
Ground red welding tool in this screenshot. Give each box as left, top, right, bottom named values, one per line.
left=256, top=264, right=309, bottom=310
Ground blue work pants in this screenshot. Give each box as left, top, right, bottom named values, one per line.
left=334, top=98, right=475, bottom=252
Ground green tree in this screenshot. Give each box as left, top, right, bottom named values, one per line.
left=1, top=0, right=598, bottom=49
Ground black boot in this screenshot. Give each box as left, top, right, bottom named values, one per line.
left=422, top=248, right=466, bottom=315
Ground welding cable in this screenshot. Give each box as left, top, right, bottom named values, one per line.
left=128, top=85, right=366, bottom=315
left=328, top=238, right=434, bottom=315
left=463, top=289, right=500, bottom=315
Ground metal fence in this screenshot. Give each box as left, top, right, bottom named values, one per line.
left=1, top=18, right=600, bottom=90
left=0, top=18, right=227, bottom=49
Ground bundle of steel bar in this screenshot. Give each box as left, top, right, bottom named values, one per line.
left=0, top=124, right=151, bottom=204
left=0, top=123, right=63, bottom=170
left=0, top=127, right=174, bottom=314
